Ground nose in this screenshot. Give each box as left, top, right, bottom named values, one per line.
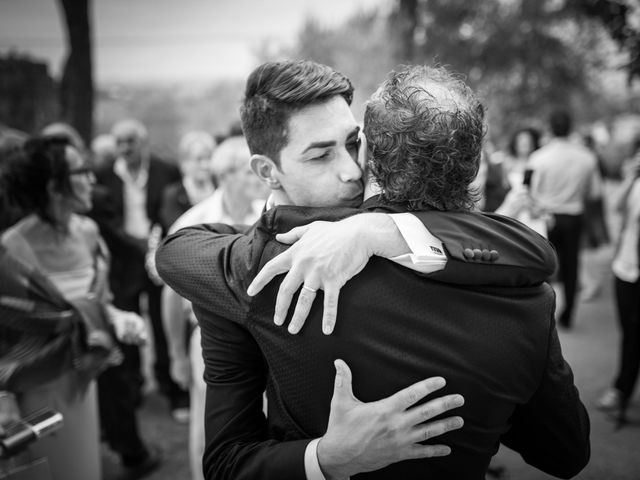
left=337, top=148, right=363, bottom=183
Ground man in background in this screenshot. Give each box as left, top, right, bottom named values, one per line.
left=89, top=119, right=183, bottom=473
left=529, top=110, right=600, bottom=328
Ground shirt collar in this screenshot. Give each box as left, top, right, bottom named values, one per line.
left=114, top=155, right=150, bottom=188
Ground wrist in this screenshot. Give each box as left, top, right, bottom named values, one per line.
left=105, top=304, right=118, bottom=324
left=317, top=436, right=350, bottom=480
left=362, top=213, right=407, bottom=258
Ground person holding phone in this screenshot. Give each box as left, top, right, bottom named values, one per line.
left=489, top=128, right=548, bottom=236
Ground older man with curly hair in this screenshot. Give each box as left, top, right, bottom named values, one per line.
left=158, top=62, right=588, bottom=479
left=363, top=66, right=484, bottom=212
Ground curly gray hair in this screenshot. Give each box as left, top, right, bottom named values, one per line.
left=364, top=65, right=485, bottom=211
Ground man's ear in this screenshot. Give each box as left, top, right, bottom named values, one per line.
left=251, top=154, right=281, bottom=189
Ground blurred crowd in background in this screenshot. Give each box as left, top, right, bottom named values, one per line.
left=0, top=101, right=639, bottom=479
left=1, top=0, right=640, bottom=479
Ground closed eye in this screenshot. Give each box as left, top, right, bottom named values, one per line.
left=311, top=151, right=331, bottom=161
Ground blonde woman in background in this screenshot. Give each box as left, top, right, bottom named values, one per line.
left=161, top=136, right=267, bottom=480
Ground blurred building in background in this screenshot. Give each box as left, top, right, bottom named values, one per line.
left=0, top=53, right=57, bottom=133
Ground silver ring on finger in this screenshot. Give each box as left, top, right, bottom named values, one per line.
left=302, top=285, right=317, bottom=293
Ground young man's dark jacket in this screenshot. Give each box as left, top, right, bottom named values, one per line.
left=157, top=196, right=590, bottom=480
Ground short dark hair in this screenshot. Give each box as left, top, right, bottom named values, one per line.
left=549, top=110, right=572, bottom=137
left=1, top=136, right=74, bottom=225
left=508, top=127, right=541, bottom=157
left=364, top=65, right=485, bottom=212
left=240, top=60, right=353, bottom=163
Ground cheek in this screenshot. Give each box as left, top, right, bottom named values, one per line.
left=73, top=179, right=91, bottom=197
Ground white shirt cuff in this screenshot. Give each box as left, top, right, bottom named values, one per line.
left=388, top=213, right=447, bottom=273
left=305, top=438, right=327, bottom=480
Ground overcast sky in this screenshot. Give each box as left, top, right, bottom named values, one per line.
left=0, top=0, right=387, bottom=84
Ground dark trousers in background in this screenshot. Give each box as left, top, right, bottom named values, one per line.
left=97, top=285, right=147, bottom=465
left=548, top=213, right=583, bottom=327
left=98, top=360, right=149, bottom=465
left=146, top=282, right=189, bottom=410
left=107, top=279, right=189, bottom=409
left=97, top=278, right=188, bottom=463
left=614, top=277, right=640, bottom=401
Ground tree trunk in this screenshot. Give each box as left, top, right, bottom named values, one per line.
left=58, top=0, right=93, bottom=145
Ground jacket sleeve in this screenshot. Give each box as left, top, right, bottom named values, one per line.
left=198, top=304, right=310, bottom=480
left=156, top=223, right=257, bottom=326
left=158, top=222, right=313, bottom=479
left=500, top=320, right=590, bottom=479
left=409, top=211, right=558, bottom=286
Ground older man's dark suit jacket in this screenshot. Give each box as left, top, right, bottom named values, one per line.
left=157, top=197, right=590, bottom=480
left=90, top=155, right=181, bottom=302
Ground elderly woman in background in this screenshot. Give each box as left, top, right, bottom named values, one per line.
left=144, top=132, right=216, bottom=424
left=145, top=131, right=216, bottom=288
left=157, top=131, right=217, bottom=233
left=161, top=136, right=267, bottom=480
left=0, top=137, right=147, bottom=479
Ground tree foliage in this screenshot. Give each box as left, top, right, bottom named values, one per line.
left=282, top=0, right=640, bottom=143
left=388, top=0, right=623, bottom=138
left=569, top=0, right=640, bottom=82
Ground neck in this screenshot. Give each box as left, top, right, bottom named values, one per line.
left=126, top=155, right=144, bottom=174
left=270, top=189, right=291, bottom=207
left=222, top=189, right=253, bottom=223
left=186, top=175, right=213, bottom=191
left=363, top=174, right=380, bottom=201
left=45, top=201, right=72, bottom=232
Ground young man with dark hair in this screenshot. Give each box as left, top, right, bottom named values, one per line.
left=158, top=62, right=588, bottom=479
left=242, top=60, right=363, bottom=209
left=241, top=61, right=354, bottom=166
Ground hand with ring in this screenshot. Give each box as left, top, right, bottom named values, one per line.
left=246, top=212, right=406, bottom=335
left=247, top=216, right=374, bottom=335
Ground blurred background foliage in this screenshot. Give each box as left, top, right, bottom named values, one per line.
left=1, top=0, right=639, bottom=166
left=279, top=0, right=640, bottom=148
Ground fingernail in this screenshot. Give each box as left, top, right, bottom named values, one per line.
left=247, top=285, right=256, bottom=296
left=454, top=417, right=464, bottom=428
left=323, top=324, right=333, bottom=335
left=434, top=377, right=446, bottom=388
left=288, top=324, right=298, bottom=334
left=274, top=315, right=284, bottom=326
left=454, top=395, right=464, bottom=406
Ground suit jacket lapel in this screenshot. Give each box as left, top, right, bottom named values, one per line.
left=106, top=169, right=125, bottom=220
